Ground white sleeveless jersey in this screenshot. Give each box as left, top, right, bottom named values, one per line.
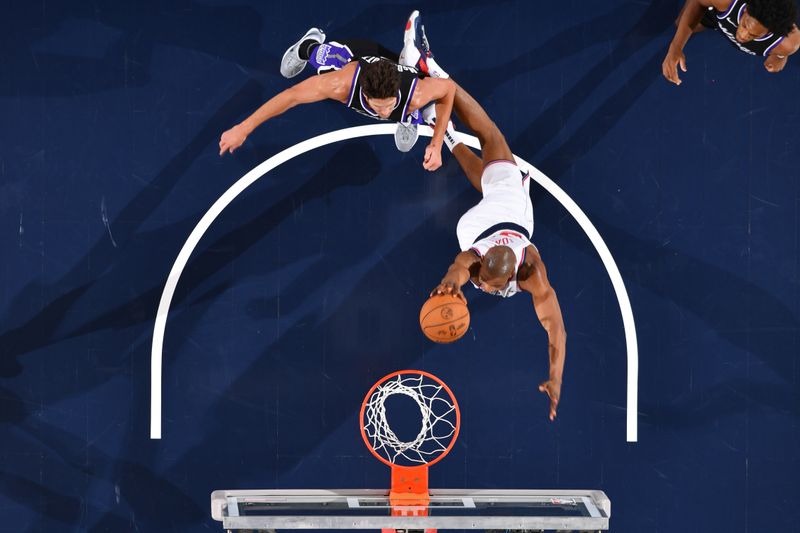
left=469, top=228, right=531, bottom=298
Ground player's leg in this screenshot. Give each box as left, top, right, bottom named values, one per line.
left=400, top=10, right=449, bottom=78
left=336, top=39, right=399, bottom=62
left=418, top=103, right=481, bottom=191
left=281, top=28, right=326, bottom=78
left=400, top=13, right=512, bottom=171
left=451, top=144, right=484, bottom=193
left=283, top=32, right=398, bottom=78
left=451, top=82, right=515, bottom=165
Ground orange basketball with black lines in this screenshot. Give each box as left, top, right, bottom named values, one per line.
left=419, top=294, right=470, bottom=343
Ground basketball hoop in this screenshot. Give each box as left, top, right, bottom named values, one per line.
left=211, top=368, right=611, bottom=531
left=360, top=370, right=460, bottom=523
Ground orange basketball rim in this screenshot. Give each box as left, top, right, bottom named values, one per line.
left=360, top=369, right=461, bottom=523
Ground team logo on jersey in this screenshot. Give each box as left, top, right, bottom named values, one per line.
left=719, top=23, right=757, bottom=55
left=315, top=44, right=332, bottom=64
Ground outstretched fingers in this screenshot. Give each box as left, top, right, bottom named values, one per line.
left=538, top=381, right=560, bottom=421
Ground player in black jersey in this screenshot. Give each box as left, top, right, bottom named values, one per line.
left=218, top=29, right=455, bottom=171
left=663, top=0, right=800, bottom=84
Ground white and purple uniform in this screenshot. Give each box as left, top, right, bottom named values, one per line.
left=457, top=160, right=533, bottom=298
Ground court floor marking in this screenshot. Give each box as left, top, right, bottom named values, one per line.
left=150, top=124, right=639, bottom=442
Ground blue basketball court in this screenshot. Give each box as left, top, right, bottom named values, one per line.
left=2, top=1, right=799, bottom=531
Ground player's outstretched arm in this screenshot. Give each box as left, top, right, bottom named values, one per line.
left=416, top=77, right=456, bottom=171
left=218, top=67, right=353, bottom=156
left=518, top=246, right=566, bottom=421
left=663, top=0, right=724, bottom=85
left=431, top=251, right=479, bottom=302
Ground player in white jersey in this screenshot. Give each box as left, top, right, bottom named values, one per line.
left=407, top=13, right=566, bottom=419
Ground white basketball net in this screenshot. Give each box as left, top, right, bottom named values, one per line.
left=362, top=373, right=458, bottom=466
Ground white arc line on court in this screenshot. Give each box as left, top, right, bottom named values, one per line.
left=150, top=124, right=639, bottom=442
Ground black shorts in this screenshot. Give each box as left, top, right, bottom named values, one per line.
left=337, top=39, right=399, bottom=63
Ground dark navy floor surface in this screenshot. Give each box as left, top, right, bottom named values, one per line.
left=2, top=1, right=799, bottom=531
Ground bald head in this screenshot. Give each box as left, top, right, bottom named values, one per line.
left=482, top=246, right=516, bottom=281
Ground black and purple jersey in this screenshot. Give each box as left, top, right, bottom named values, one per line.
left=345, top=56, right=425, bottom=124
left=711, top=0, right=785, bottom=56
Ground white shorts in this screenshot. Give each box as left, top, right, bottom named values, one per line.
left=456, top=160, right=533, bottom=251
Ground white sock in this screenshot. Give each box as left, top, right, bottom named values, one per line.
left=426, top=57, right=449, bottom=79
left=442, top=122, right=461, bottom=152
left=421, top=104, right=459, bottom=151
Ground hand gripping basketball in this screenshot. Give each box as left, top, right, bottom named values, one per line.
left=419, top=293, right=470, bottom=343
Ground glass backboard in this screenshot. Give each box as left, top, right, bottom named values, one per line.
left=210, top=488, right=611, bottom=531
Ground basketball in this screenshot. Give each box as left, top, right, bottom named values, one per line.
left=419, top=294, right=470, bottom=343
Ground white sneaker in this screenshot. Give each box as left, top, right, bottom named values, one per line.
left=398, top=11, right=449, bottom=78
left=394, top=122, right=419, bottom=152
left=422, top=56, right=449, bottom=79
left=280, top=27, right=326, bottom=78
left=399, top=10, right=421, bottom=67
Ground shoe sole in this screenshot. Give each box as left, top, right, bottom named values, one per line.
left=281, top=28, right=326, bottom=78
left=394, top=123, right=419, bottom=152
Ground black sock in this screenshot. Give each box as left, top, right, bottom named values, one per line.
left=298, top=40, right=319, bottom=60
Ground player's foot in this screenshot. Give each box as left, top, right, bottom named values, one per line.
left=399, top=10, right=422, bottom=68
left=394, top=121, right=419, bottom=152
left=398, top=11, right=449, bottom=78
left=280, top=27, right=326, bottom=78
